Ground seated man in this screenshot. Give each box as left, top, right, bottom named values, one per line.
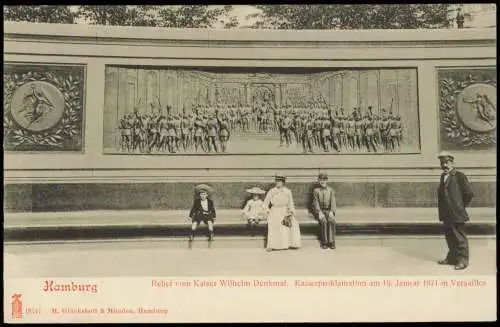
left=312, top=173, right=337, bottom=249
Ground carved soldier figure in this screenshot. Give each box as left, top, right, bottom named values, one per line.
left=330, top=120, right=341, bottom=152
left=389, top=119, right=400, bottom=152
left=395, top=115, right=403, bottom=145
left=180, top=115, right=192, bottom=152
left=119, top=114, right=132, bottom=152
left=279, top=113, right=293, bottom=147
left=173, top=115, right=182, bottom=153
left=313, top=114, right=323, bottom=150
left=320, top=114, right=332, bottom=152
left=147, top=114, right=160, bottom=153
left=158, top=114, right=168, bottom=152
left=364, top=116, right=377, bottom=153
left=193, top=115, right=205, bottom=153
left=165, top=115, right=177, bottom=153
left=456, top=7, right=465, bottom=28
left=380, top=111, right=391, bottom=152
left=291, top=113, right=302, bottom=146
left=217, top=112, right=231, bottom=153
left=372, top=114, right=382, bottom=150
left=206, top=114, right=219, bottom=153
left=354, top=113, right=364, bottom=152
left=302, top=114, right=314, bottom=153
left=346, top=115, right=356, bottom=152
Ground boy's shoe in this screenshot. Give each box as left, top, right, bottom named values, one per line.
left=208, top=232, right=214, bottom=242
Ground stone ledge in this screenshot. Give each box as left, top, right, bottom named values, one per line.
left=4, top=208, right=496, bottom=228
left=5, top=208, right=495, bottom=242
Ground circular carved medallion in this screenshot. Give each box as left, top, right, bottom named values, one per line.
left=10, top=81, right=65, bottom=132
left=456, top=83, right=497, bottom=132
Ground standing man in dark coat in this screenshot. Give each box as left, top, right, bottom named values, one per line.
left=437, top=151, right=474, bottom=270
left=312, top=173, right=337, bottom=249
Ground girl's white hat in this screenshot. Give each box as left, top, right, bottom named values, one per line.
left=246, top=187, right=266, bottom=195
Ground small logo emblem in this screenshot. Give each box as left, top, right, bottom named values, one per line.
left=11, top=294, right=23, bottom=319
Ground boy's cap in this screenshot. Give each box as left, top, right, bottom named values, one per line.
left=318, top=173, right=328, bottom=180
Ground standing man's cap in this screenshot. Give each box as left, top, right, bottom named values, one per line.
left=318, top=173, right=328, bottom=181
left=438, top=151, right=454, bottom=160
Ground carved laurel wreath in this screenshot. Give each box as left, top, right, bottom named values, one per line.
left=439, top=76, right=497, bottom=148
left=3, top=71, right=82, bottom=148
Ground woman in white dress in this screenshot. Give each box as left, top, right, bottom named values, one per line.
left=261, top=175, right=301, bottom=251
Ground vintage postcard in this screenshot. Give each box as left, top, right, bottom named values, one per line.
left=3, top=4, right=497, bottom=323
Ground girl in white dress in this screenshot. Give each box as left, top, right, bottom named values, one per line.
left=261, top=175, right=301, bottom=251
left=242, top=187, right=266, bottom=227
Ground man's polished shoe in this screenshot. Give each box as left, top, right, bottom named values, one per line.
left=438, top=259, right=455, bottom=265
left=454, top=262, right=468, bottom=270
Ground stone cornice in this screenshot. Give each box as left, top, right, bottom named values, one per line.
left=4, top=22, right=496, bottom=49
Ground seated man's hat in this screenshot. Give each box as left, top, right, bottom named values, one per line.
left=318, top=173, right=328, bottom=181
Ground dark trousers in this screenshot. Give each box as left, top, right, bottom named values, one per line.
left=443, top=222, right=469, bottom=264
left=318, top=214, right=336, bottom=245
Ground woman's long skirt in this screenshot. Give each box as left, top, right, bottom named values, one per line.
left=266, top=207, right=301, bottom=250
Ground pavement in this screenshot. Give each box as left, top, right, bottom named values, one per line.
left=4, top=236, right=496, bottom=278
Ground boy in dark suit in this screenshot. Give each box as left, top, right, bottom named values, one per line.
left=437, top=151, right=474, bottom=270
left=188, top=188, right=216, bottom=241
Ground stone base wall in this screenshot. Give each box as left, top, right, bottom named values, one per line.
left=4, top=181, right=496, bottom=212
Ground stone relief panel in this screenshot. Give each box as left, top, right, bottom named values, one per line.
left=3, top=63, right=85, bottom=152
left=438, top=67, right=496, bottom=151
left=103, top=66, right=420, bottom=155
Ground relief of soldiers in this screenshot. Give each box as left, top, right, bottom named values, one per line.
left=115, top=86, right=406, bottom=154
